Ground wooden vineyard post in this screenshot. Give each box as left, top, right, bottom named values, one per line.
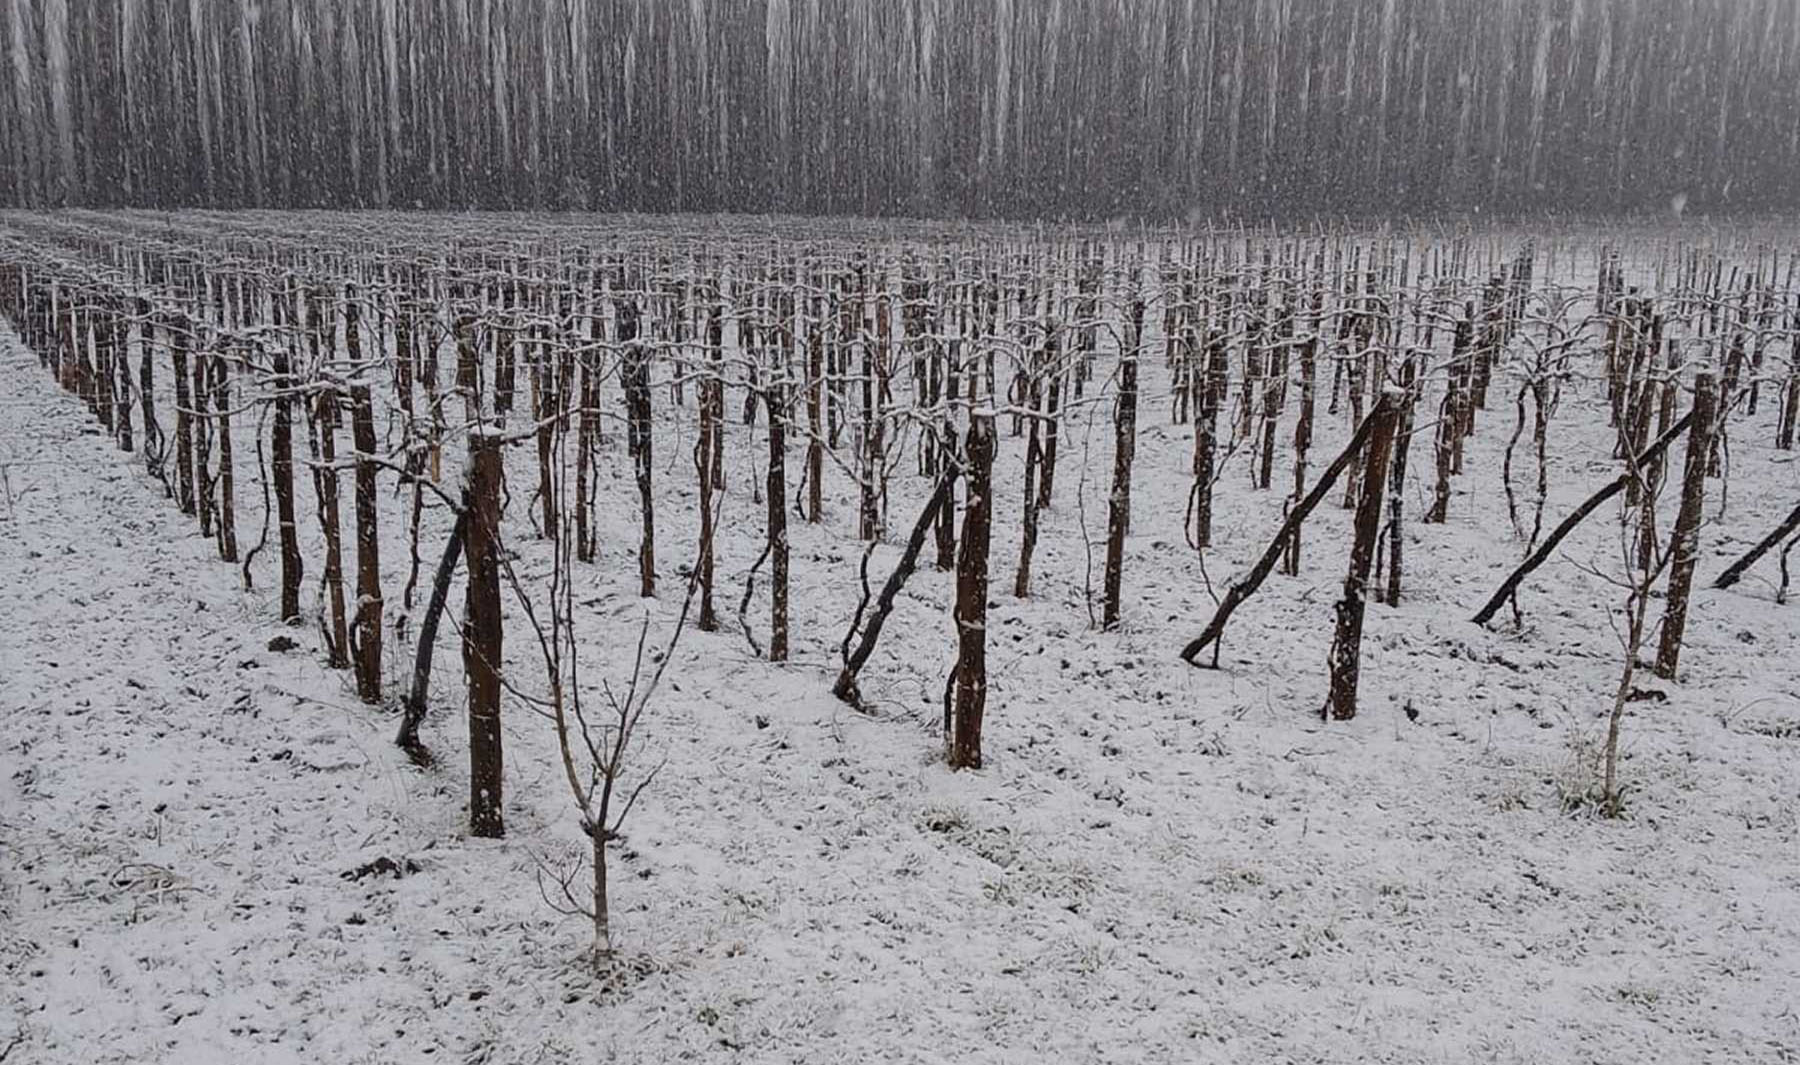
left=574, top=284, right=601, bottom=563
left=192, top=336, right=214, bottom=539
left=1779, top=327, right=1799, bottom=450
left=1037, top=332, right=1062, bottom=511
left=213, top=346, right=238, bottom=564
left=272, top=349, right=304, bottom=622
left=1192, top=329, right=1226, bottom=550
left=934, top=325, right=960, bottom=572
left=1014, top=337, right=1044, bottom=598
left=620, top=300, right=656, bottom=597
left=351, top=379, right=383, bottom=704
left=1654, top=372, right=1716, bottom=679
left=464, top=431, right=506, bottom=839
left=113, top=307, right=132, bottom=452
left=94, top=302, right=115, bottom=434
left=767, top=341, right=791, bottom=662
left=138, top=300, right=162, bottom=485
left=1384, top=354, right=1420, bottom=606
left=171, top=316, right=196, bottom=516
left=533, top=310, right=559, bottom=542
left=858, top=298, right=882, bottom=542
left=315, top=383, right=351, bottom=669
left=806, top=309, right=825, bottom=524
left=949, top=412, right=994, bottom=770
left=697, top=305, right=723, bottom=631
left=1323, top=390, right=1401, bottom=721
left=1103, top=300, right=1143, bottom=629
left=1283, top=317, right=1318, bottom=574
left=1428, top=316, right=1471, bottom=523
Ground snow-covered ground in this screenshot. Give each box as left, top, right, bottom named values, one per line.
left=2, top=289, right=1798, bottom=1064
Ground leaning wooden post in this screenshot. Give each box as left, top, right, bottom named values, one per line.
left=1713, top=500, right=1800, bottom=590
left=1471, top=409, right=1698, bottom=626
left=464, top=431, right=506, bottom=839
left=1654, top=372, right=1717, bottom=679
left=1323, top=390, right=1401, bottom=720
left=949, top=412, right=995, bottom=770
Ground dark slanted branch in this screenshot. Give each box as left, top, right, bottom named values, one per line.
left=833, top=456, right=963, bottom=710
left=1179, top=395, right=1396, bottom=669
left=1471, top=409, right=1697, bottom=626
left=1713, top=500, right=1800, bottom=591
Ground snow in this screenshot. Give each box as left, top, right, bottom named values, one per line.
left=2, top=249, right=1799, bottom=1064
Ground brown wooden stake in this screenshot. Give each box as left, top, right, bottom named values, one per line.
left=949, top=413, right=993, bottom=770
left=1323, top=391, right=1401, bottom=720
left=314, top=384, right=351, bottom=669
left=1655, top=372, right=1717, bottom=679
left=171, top=318, right=195, bottom=515
left=621, top=302, right=656, bottom=597
left=697, top=306, right=723, bottom=631
left=350, top=380, right=383, bottom=704
left=1102, top=301, right=1142, bottom=629
left=767, top=354, right=790, bottom=662
left=214, top=349, right=238, bottom=564
left=192, top=331, right=215, bottom=538
left=272, top=349, right=303, bottom=622
left=1384, top=355, right=1420, bottom=606
left=806, top=314, right=825, bottom=523
left=464, top=431, right=505, bottom=839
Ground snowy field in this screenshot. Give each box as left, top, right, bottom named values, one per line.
left=3, top=240, right=1800, bottom=1064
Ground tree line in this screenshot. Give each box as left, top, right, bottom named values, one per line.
left=3, top=0, right=1797, bottom=219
